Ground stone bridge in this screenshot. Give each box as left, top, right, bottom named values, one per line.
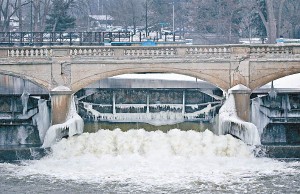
left=0, top=44, right=300, bottom=125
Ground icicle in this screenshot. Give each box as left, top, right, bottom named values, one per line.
left=251, top=97, right=270, bottom=136
left=286, top=94, right=291, bottom=111
left=268, top=81, right=277, bottom=99
left=21, top=91, right=30, bottom=115
left=32, top=99, right=51, bottom=143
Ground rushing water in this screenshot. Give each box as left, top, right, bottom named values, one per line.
left=1, top=128, right=300, bottom=194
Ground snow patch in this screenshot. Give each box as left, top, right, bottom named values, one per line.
left=228, top=84, right=251, bottom=92
left=51, top=86, right=72, bottom=91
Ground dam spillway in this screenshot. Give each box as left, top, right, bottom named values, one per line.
left=1, top=74, right=300, bottom=158
left=77, top=88, right=222, bottom=126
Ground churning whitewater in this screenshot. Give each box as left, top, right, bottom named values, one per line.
left=3, top=128, right=299, bottom=193
left=49, top=129, right=252, bottom=159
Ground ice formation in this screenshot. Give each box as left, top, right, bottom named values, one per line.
left=17, top=126, right=30, bottom=144
left=218, top=91, right=260, bottom=145
left=42, top=95, right=84, bottom=148
left=32, top=99, right=51, bottom=143
left=268, top=81, right=277, bottom=99
left=251, top=97, right=270, bottom=136
left=83, top=102, right=218, bottom=125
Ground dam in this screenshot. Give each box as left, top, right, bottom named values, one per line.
left=1, top=72, right=300, bottom=159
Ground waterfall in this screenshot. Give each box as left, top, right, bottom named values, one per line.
left=50, top=129, right=253, bottom=158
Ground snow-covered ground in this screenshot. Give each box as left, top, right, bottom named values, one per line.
left=113, top=73, right=300, bottom=89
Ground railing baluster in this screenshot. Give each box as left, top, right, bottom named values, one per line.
left=3, top=45, right=299, bottom=60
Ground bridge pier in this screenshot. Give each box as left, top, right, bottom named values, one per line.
left=229, top=85, right=252, bottom=122
left=50, top=89, right=73, bottom=125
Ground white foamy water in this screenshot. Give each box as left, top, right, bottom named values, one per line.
left=4, top=128, right=298, bottom=193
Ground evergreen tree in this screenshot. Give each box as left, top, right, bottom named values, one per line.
left=45, top=0, right=76, bottom=32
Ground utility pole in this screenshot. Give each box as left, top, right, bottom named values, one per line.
left=30, top=0, right=33, bottom=44
left=145, top=0, right=148, bottom=36
left=30, top=0, right=33, bottom=32
left=101, top=0, right=104, bottom=15
left=172, top=1, right=175, bottom=34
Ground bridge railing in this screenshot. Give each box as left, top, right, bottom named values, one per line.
left=68, top=45, right=232, bottom=58
left=0, top=31, right=180, bottom=46
left=7, top=47, right=52, bottom=57
left=249, top=45, right=295, bottom=58
left=1, top=44, right=299, bottom=59
left=2, top=45, right=232, bottom=58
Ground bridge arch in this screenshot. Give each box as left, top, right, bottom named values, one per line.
left=0, top=71, right=51, bottom=92
left=249, top=61, right=300, bottom=90
left=71, top=66, right=229, bottom=93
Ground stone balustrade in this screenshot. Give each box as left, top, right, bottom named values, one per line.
left=7, top=47, right=52, bottom=58
left=70, top=47, right=114, bottom=56
left=249, top=45, right=295, bottom=58
left=124, top=47, right=177, bottom=57
left=0, top=44, right=299, bottom=59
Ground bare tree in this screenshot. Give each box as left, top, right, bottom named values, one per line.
left=108, top=0, right=144, bottom=32
left=280, top=0, right=300, bottom=38
left=255, top=0, right=277, bottom=43
left=0, top=0, right=28, bottom=31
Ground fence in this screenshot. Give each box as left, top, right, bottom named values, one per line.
left=0, top=31, right=177, bottom=46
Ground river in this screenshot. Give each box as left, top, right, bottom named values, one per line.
left=0, top=128, right=300, bottom=193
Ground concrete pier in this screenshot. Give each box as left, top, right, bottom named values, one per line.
left=229, top=85, right=252, bottom=122
left=50, top=88, right=73, bottom=125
